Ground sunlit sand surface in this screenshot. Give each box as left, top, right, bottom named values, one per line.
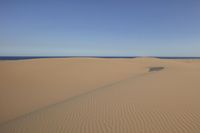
left=0, top=58, right=200, bottom=133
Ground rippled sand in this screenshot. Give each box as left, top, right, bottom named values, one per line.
left=0, top=58, right=200, bottom=133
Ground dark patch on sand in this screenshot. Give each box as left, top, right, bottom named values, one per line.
left=149, top=67, right=164, bottom=72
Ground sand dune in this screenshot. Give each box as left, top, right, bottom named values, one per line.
left=0, top=58, right=200, bottom=133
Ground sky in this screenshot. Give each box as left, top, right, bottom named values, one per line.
left=0, top=0, right=200, bottom=56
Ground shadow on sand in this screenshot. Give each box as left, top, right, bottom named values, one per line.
left=149, top=67, right=164, bottom=72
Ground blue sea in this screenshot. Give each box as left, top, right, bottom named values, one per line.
left=0, top=56, right=200, bottom=60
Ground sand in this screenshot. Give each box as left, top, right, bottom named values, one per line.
left=0, top=57, right=200, bottom=133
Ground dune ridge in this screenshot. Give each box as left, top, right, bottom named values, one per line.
left=0, top=58, right=200, bottom=133
left=0, top=70, right=149, bottom=126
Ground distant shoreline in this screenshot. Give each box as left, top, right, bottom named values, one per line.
left=0, top=56, right=200, bottom=60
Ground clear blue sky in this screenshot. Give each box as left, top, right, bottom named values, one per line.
left=0, top=0, right=200, bottom=56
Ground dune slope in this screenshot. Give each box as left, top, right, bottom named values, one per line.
left=0, top=58, right=200, bottom=133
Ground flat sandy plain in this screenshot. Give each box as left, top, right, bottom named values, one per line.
left=0, top=57, right=200, bottom=133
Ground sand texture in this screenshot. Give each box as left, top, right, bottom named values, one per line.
left=0, top=58, right=200, bottom=133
